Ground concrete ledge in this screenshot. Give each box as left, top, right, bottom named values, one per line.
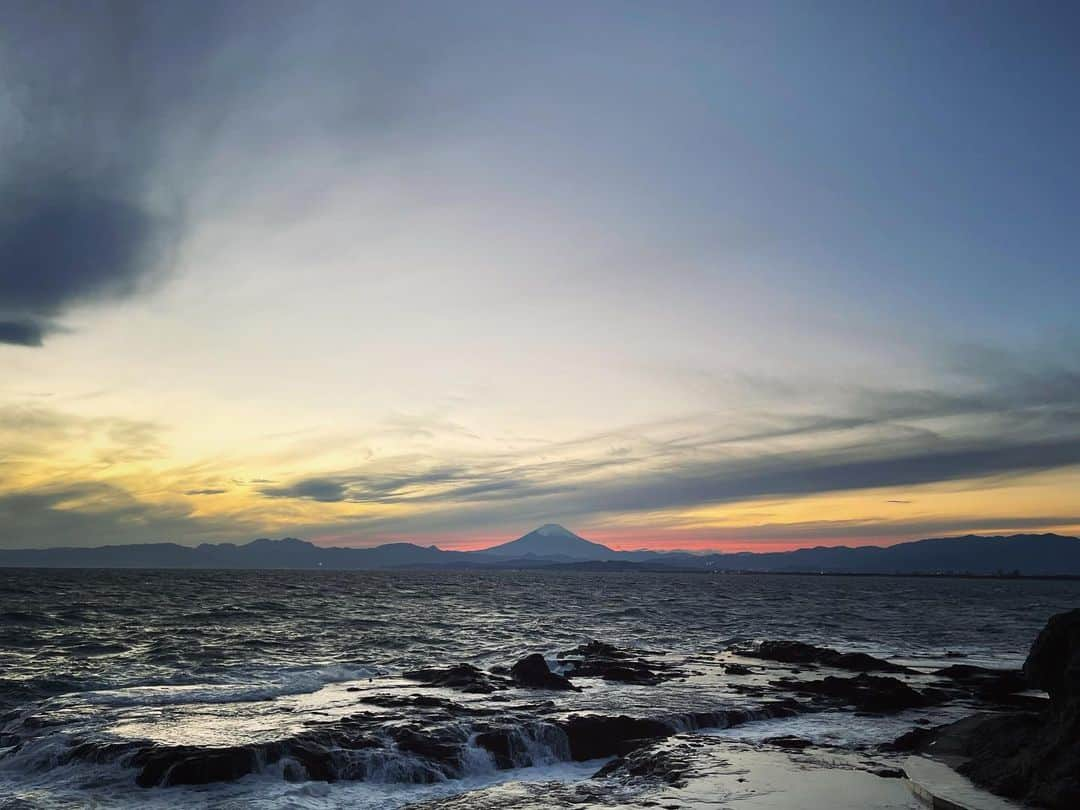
left=903, top=757, right=1021, bottom=810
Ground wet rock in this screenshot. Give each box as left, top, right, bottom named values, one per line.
left=60, top=739, right=144, bottom=766
left=359, top=694, right=490, bottom=714
left=775, top=673, right=937, bottom=713
left=560, top=641, right=630, bottom=660
left=880, top=725, right=936, bottom=752
left=932, top=664, right=1027, bottom=701
left=763, top=735, right=813, bottom=750
left=747, top=641, right=912, bottom=674
left=591, top=664, right=663, bottom=685
left=676, top=702, right=798, bottom=733
left=126, top=714, right=390, bottom=787
left=968, top=609, right=1080, bottom=807
left=723, top=663, right=753, bottom=675
left=1025, top=608, right=1080, bottom=708
left=402, top=663, right=511, bottom=694
left=559, top=714, right=674, bottom=760
left=869, top=766, right=906, bottom=779
left=473, top=722, right=570, bottom=769
left=509, top=654, right=579, bottom=691
left=913, top=609, right=1080, bottom=808
left=284, top=739, right=338, bottom=782
left=592, top=740, right=693, bottom=786
left=557, top=640, right=678, bottom=685
left=473, top=729, right=515, bottom=768
left=133, top=744, right=269, bottom=787
left=391, top=727, right=464, bottom=772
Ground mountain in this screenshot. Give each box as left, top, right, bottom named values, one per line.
left=480, top=524, right=619, bottom=561
left=0, top=537, right=484, bottom=570
left=0, top=527, right=1078, bottom=575
left=704, top=533, right=1080, bottom=575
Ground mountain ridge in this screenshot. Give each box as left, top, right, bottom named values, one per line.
left=0, top=528, right=1079, bottom=574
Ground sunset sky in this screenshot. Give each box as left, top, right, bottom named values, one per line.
left=1, top=2, right=1078, bottom=552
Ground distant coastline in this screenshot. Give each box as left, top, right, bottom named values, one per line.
left=2, top=526, right=1079, bottom=576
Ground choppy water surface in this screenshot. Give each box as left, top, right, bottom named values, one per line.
left=1, top=569, right=1077, bottom=808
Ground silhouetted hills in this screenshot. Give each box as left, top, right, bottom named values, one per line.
left=0, top=537, right=482, bottom=570
left=0, top=528, right=1078, bottom=575
left=705, top=533, right=1080, bottom=575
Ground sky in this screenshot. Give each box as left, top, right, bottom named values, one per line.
left=1, top=1, right=1078, bottom=552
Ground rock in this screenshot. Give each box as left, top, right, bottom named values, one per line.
left=473, top=722, right=570, bottom=769
left=880, top=726, right=936, bottom=753
left=763, top=735, right=813, bottom=750
left=557, top=640, right=679, bottom=685
left=104, top=714, right=388, bottom=787
left=473, top=730, right=514, bottom=769
left=560, top=641, right=630, bottom=660
left=915, top=609, right=1080, bottom=808
left=672, top=702, right=798, bottom=733
left=558, top=714, right=673, bottom=760
left=1025, top=608, right=1080, bottom=708
left=280, top=740, right=336, bottom=782
left=775, top=673, right=936, bottom=713
left=592, top=740, right=693, bottom=786
left=391, top=727, right=463, bottom=772
left=401, top=663, right=510, bottom=694
left=723, top=663, right=753, bottom=675
left=747, top=641, right=912, bottom=674
left=509, top=654, right=579, bottom=691
left=133, top=744, right=270, bottom=787
left=870, top=767, right=906, bottom=779
left=932, top=664, right=1027, bottom=701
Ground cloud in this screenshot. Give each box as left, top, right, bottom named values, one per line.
left=254, top=358, right=1080, bottom=539
left=0, top=0, right=484, bottom=347
left=0, top=190, right=176, bottom=345
left=261, top=478, right=348, bottom=503
left=0, top=3, right=209, bottom=345
left=257, top=457, right=605, bottom=506
left=4, top=347, right=1079, bottom=549
left=0, top=403, right=165, bottom=460
left=564, top=436, right=1080, bottom=517
left=0, top=480, right=237, bottom=548
left=0, top=321, right=44, bottom=347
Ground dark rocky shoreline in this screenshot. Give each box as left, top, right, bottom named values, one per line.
left=891, top=608, right=1080, bottom=807
left=4, top=615, right=1076, bottom=807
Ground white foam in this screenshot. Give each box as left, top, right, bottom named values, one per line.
left=74, top=664, right=380, bottom=707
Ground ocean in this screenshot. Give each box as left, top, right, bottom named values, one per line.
left=1, top=569, right=1076, bottom=808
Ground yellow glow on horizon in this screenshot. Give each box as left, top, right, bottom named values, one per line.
left=654, top=466, right=1080, bottom=540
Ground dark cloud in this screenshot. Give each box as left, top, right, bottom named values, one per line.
left=0, top=2, right=215, bottom=345
left=261, top=478, right=349, bottom=503
left=0, top=191, right=175, bottom=345
left=566, top=436, right=1080, bottom=517
left=0, top=321, right=43, bottom=347
left=257, top=465, right=557, bottom=505
left=258, top=460, right=593, bottom=506
left=184, top=488, right=227, bottom=496
left=0, top=0, right=475, bottom=346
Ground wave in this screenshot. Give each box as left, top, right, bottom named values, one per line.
left=1, top=700, right=800, bottom=796
left=74, top=663, right=382, bottom=707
